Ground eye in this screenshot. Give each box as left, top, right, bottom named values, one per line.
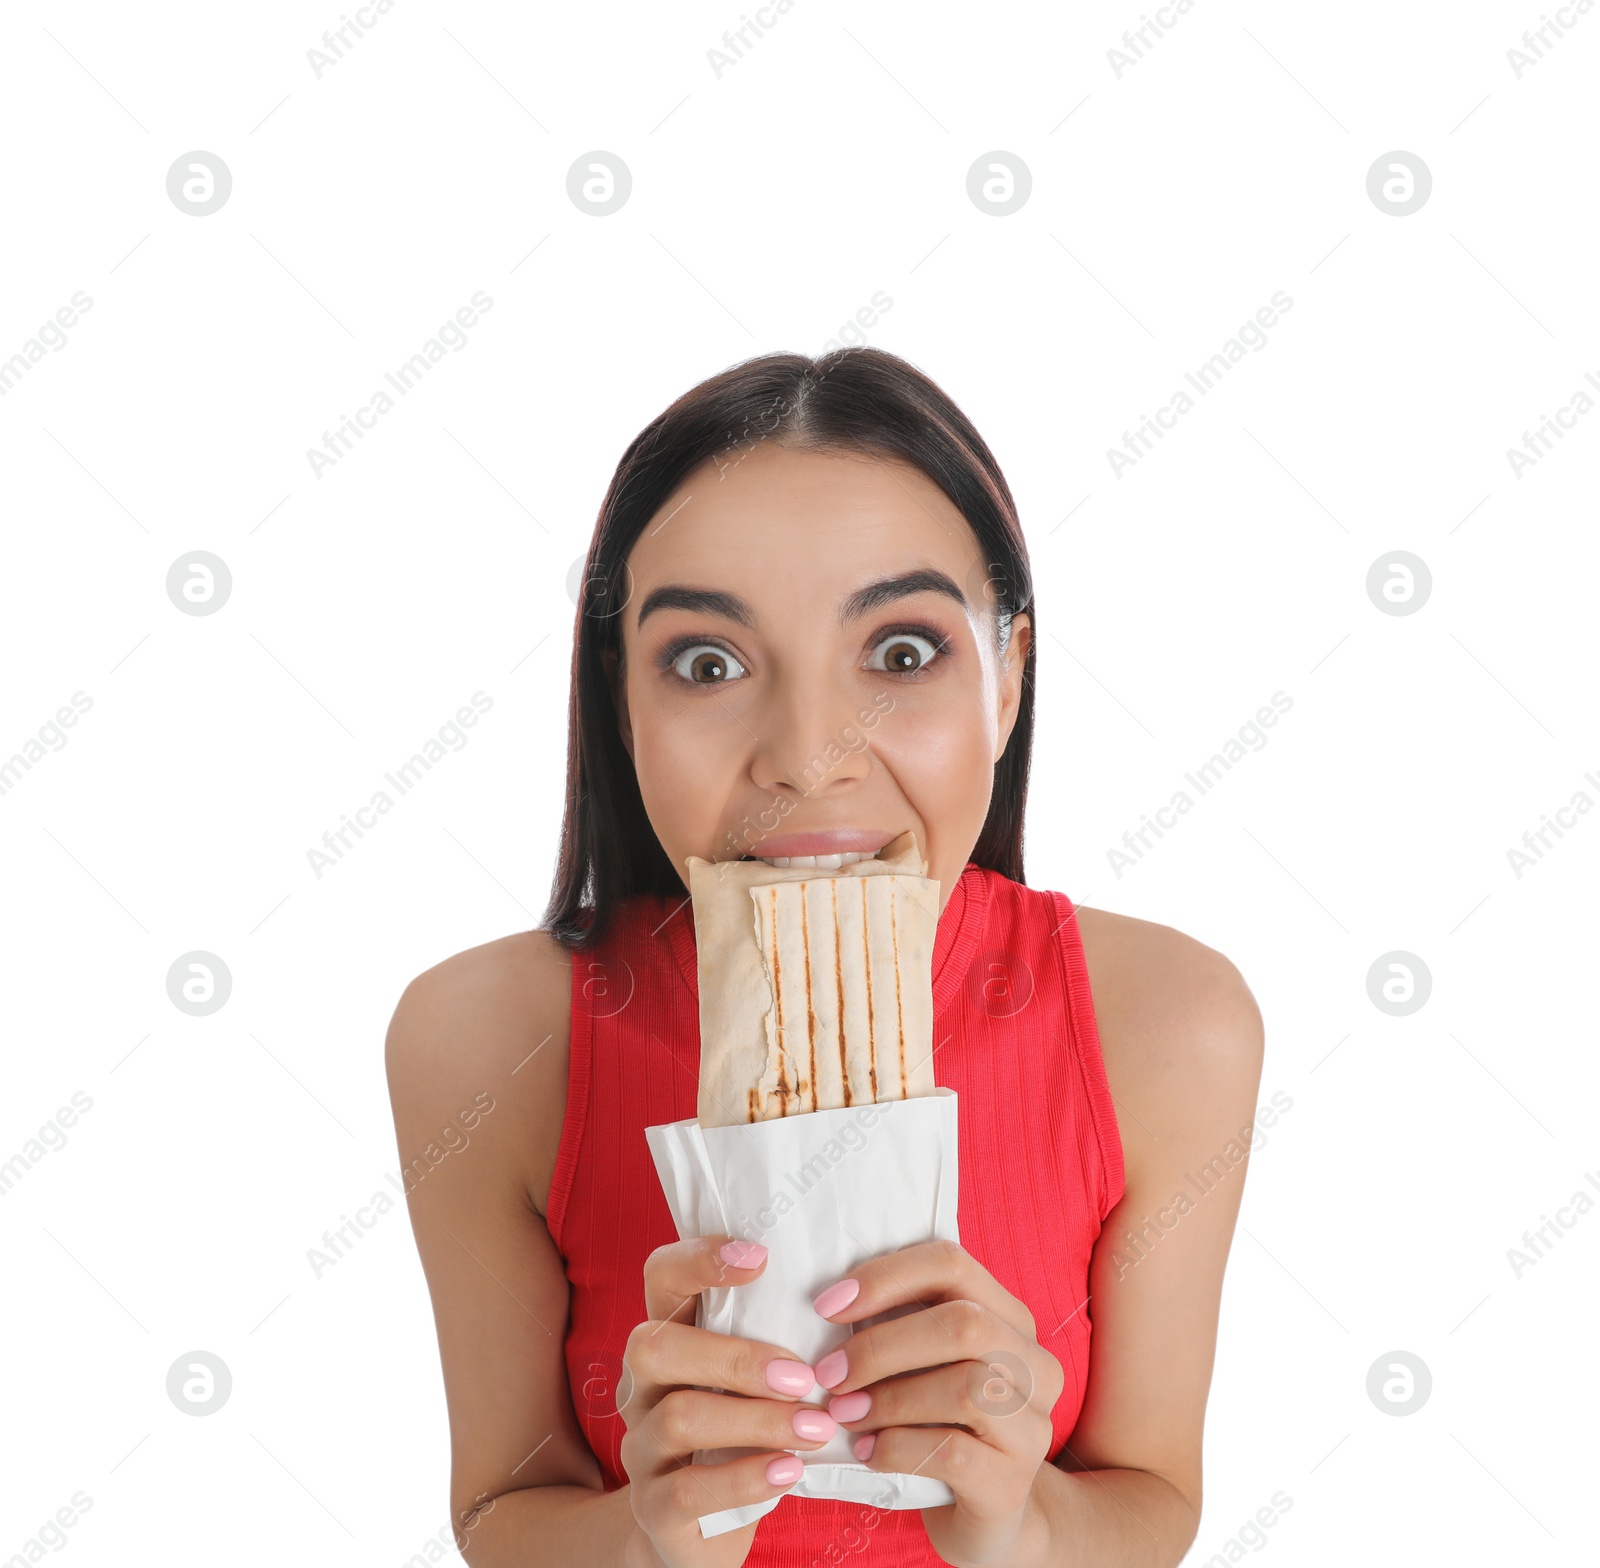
left=669, top=641, right=748, bottom=686
left=865, top=628, right=945, bottom=676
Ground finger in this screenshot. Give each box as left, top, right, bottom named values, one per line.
left=824, top=1360, right=1053, bottom=1454
left=811, top=1238, right=1036, bottom=1343
left=643, top=1235, right=769, bottom=1323
left=813, top=1298, right=1029, bottom=1398
left=851, top=1425, right=1016, bottom=1516
left=637, top=1387, right=840, bottom=1469
left=631, top=1442, right=810, bottom=1545
left=625, top=1317, right=816, bottom=1412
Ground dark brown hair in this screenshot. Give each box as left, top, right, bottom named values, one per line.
left=542, top=346, right=1035, bottom=951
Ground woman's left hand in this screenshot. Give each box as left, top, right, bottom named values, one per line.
left=810, top=1238, right=1065, bottom=1568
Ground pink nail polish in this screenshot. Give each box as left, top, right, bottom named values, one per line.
left=853, top=1433, right=876, bottom=1462
left=766, top=1454, right=804, bottom=1486
left=764, top=1359, right=816, bottom=1396
left=719, top=1239, right=768, bottom=1269
left=791, top=1407, right=837, bottom=1442
left=827, top=1390, right=871, bottom=1424
left=813, top=1277, right=861, bottom=1318
left=813, top=1348, right=848, bottom=1389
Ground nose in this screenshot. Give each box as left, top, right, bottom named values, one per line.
left=747, top=676, right=873, bottom=800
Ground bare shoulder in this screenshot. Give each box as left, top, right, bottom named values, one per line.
left=1071, top=906, right=1264, bottom=1166
left=383, top=928, right=574, bottom=1214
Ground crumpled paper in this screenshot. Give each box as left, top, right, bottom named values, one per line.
left=645, top=1088, right=961, bottom=1538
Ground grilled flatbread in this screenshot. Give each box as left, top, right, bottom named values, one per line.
left=686, top=832, right=941, bottom=1128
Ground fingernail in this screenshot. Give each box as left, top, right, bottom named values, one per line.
left=813, top=1278, right=860, bottom=1318
left=791, top=1407, right=837, bottom=1442
left=765, top=1359, right=816, bottom=1396
left=827, top=1390, right=871, bottom=1424
left=853, top=1434, right=876, bottom=1462
left=719, top=1239, right=767, bottom=1269
left=814, top=1348, right=849, bottom=1389
left=766, top=1454, right=805, bottom=1486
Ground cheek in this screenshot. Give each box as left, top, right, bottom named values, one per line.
left=628, top=698, right=739, bottom=852
left=870, top=684, right=996, bottom=815
left=632, top=706, right=705, bottom=791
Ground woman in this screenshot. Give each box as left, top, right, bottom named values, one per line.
left=385, top=347, right=1264, bottom=1567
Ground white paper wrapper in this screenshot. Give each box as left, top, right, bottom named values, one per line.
left=645, top=1088, right=960, bottom=1539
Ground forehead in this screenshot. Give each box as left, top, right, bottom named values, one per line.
left=625, top=444, right=978, bottom=605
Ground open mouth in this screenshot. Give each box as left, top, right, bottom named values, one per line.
left=736, top=850, right=881, bottom=869
left=733, top=831, right=902, bottom=869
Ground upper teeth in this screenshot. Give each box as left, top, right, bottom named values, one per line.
left=757, top=850, right=878, bottom=869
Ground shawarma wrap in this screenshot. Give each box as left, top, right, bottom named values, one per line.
left=686, top=831, right=941, bottom=1128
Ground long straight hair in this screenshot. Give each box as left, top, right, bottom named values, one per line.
left=542, top=347, right=1036, bottom=951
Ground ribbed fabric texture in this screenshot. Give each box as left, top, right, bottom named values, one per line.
left=546, top=865, right=1125, bottom=1567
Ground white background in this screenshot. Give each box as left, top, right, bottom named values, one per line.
left=1, top=1, right=1595, bottom=1563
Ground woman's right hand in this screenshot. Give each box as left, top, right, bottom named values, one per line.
left=620, top=1236, right=836, bottom=1568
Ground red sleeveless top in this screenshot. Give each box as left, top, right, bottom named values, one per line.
left=545, top=864, right=1124, bottom=1567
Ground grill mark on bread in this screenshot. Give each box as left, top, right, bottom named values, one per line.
left=891, top=881, right=906, bottom=1098
left=861, top=879, right=877, bottom=1102
left=832, top=879, right=851, bottom=1107
left=768, top=886, right=793, bottom=1117
left=800, top=885, right=817, bottom=1113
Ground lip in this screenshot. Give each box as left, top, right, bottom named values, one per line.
left=739, top=829, right=899, bottom=858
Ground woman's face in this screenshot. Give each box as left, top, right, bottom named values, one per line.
left=611, top=442, right=1032, bottom=916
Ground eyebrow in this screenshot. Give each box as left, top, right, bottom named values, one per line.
left=635, top=568, right=969, bottom=631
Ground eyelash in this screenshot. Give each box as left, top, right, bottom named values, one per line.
left=656, top=621, right=953, bottom=689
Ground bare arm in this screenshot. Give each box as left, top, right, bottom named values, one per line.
left=384, top=934, right=637, bottom=1565
left=1020, top=921, right=1266, bottom=1566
